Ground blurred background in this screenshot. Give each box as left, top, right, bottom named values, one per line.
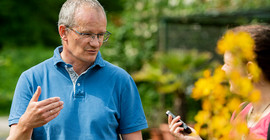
left=0, top=0, right=270, bottom=139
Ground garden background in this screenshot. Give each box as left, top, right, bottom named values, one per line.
left=0, top=0, right=270, bottom=139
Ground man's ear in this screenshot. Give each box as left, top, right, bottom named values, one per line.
left=247, top=61, right=253, bottom=80
left=59, top=25, right=68, bottom=41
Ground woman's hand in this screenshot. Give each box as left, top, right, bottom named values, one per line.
left=168, top=115, right=202, bottom=140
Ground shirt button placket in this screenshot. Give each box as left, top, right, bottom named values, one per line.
left=75, top=80, right=84, bottom=98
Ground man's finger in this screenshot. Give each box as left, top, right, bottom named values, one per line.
left=38, top=97, right=61, bottom=107
left=44, top=104, right=64, bottom=118
left=42, top=101, right=64, bottom=112
left=45, top=111, right=61, bottom=123
left=30, top=86, right=41, bottom=102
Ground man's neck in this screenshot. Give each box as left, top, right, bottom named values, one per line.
left=71, top=62, right=92, bottom=76
left=60, top=51, right=92, bottom=76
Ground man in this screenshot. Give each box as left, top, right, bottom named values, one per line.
left=7, top=0, right=148, bottom=139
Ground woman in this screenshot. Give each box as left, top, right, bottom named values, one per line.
left=168, top=25, right=270, bottom=140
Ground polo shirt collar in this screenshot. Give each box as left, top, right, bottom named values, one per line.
left=53, top=46, right=105, bottom=68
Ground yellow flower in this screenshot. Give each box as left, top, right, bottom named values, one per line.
left=194, top=110, right=210, bottom=124
left=192, top=30, right=261, bottom=139
left=220, top=107, right=232, bottom=120
left=200, top=128, right=208, bottom=138
left=212, top=101, right=224, bottom=113
left=213, top=67, right=226, bottom=83
left=203, top=69, right=211, bottom=78
left=217, top=31, right=235, bottom=54
left=194, top=123, right=202, bottom=134
left=212, top=84, right=226, bottom=100
left=221, top=125, right=232, bottom=137
left=229, top=71, right=241, bottom=82
left=236, top=121, right=249, bottom=135
left=238, top=78, right=253, bottom=98
left=202, top=99, right=211, bottom=111
left=192, top=78, right=213, bottom=99
left=227, top=98, right=241, bottom=112
left=249, top=89, right=261, bottom=102
left=235, top=31, right=255, bottom=60
left=211, top=115, right=228, bottom=133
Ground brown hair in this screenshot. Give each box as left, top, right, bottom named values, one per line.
left=231, top=25, right=270, bottom=82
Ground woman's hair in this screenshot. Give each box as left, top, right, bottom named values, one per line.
left=231, top=25, right=270, bottom=82
left=58, top=0, right=106, bottom=28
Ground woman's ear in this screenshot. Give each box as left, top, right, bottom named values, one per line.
left=59, top=25, right=68, bottom=41
left=247, top=61, right=253, bottom=80
left=247, top=61, right=262, bottom=82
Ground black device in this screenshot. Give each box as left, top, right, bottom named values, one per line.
left=166, top=110, right=192, bottom=134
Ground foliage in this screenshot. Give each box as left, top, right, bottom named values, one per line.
left=0, top=46, right=54, bottom=115
left=133, top=50, right=215, bottom=94
left=191, top=31, right=261, bottom=139
left=132, top=49, right=217, bottom=127
left=100, top=0, right=270, bottom=74
left=1, top=0, right=269, bottom=70
left=0, top=0, right=124, bottom=47
left=98, top=0, right=270, bottom=132
left=0, top=0, right=66, bottom=47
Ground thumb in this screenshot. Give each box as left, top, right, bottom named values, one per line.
left=30, top=86, right=41, bottom=102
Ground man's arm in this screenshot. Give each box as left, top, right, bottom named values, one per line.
left=121, top=131, right=143, bottom=140
left=7, top=86, right=64, bottom=140
left=7, top=124, right=33, bottom=140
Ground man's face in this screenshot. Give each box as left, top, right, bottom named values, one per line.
left=63, top=5, right=107, bottom=65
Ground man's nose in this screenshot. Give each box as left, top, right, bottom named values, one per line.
left=90, top=36, right=100, bottom=47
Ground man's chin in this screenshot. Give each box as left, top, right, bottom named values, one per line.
left=85, top=57, right=97, bottom=64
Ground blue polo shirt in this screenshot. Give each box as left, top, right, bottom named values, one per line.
left=8, top=46, right=148, bottom=140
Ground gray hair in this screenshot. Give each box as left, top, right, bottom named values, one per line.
left=58, top=0, right=106, bottom=28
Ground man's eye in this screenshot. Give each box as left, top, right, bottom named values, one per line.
left=82, top=33, right=92, bottom=37
left=82, top=33, right=90, bottom=36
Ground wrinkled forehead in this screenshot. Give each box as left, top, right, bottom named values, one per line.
left=75, top=4, right=106, bottom=19
left=73, top=5, right=107, bottom=27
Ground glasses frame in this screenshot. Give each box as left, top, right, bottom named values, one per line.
left=66, top=26, right=111, bottom=42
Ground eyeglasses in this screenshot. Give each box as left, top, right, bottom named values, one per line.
left=66, top=26, right=111, bottom=43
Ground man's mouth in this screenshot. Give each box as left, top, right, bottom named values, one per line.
left=86, top=49, right=97, bottom=54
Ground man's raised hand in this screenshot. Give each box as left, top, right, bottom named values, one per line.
left=18, top=86, right=64, bottom=130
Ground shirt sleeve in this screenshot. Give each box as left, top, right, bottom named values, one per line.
left=8, top=72, right=34, bottom=126
left=118, top=75, right=148, bottom=134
